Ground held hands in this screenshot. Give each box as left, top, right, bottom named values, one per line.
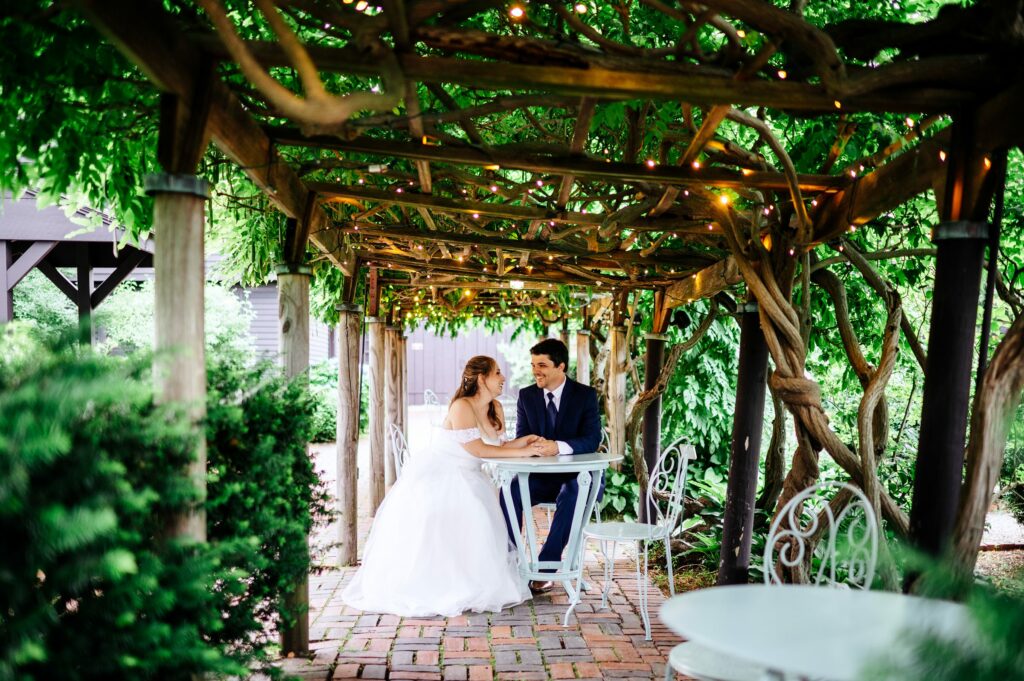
left=529, top=438, right=560, bottom=457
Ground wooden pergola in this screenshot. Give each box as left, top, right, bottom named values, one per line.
left=68, top=0, right=1024, bottom=655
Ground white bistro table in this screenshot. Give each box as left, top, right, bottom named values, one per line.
left=660, top=584, right=972, bottom=681
left=482, top=452, right=622, bottom=625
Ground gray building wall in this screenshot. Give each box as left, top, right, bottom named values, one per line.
left=405, top=324, right=523, bottom=405
left=238, top=284, right=331, bottom=365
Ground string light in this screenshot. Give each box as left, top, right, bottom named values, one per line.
left=508, top=4, right=525, bottom=19
left=645, top=159, right=656, bottom=168
left=777, top=70, right=787, bottom=79
left=939, top=150, right=947, bottom=162
left=691, top=160, right=701, bottom=170
left=718, top=194, right=730, bottom=205
left=574, top=2, right=587, bottom=12
left=833, top=100, right=842, bottom=109
left=736, top=29, right=746, bottom=38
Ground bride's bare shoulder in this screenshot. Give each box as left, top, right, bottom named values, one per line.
left=446, top=398, right=477, bottom=429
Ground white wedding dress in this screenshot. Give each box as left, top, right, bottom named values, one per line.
left=342, top=426, right=531, bottom=617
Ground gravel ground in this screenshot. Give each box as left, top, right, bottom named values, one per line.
left=975, top=507, right=1024, bottom=588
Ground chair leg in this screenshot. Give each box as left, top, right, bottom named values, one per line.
left=600, top=540, right=617, bottom=610
left=664, top=537, right=675, bottom=597
left=637, top=540, right=651, bottom=641
left=663, top=657, right=674, bottom=681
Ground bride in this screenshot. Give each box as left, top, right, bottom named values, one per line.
left=342, top=355, right=554, bottom=617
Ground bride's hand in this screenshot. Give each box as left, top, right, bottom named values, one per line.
left=506, top=434, right=540, bottom=449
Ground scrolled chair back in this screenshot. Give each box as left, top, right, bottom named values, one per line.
left=422, top=389, right=440, bottom=406
left=387, top=423, right=411, bottom=478
left=764, top=481, right=878, bottom=588
left=646, top=438, right=697, bottom=531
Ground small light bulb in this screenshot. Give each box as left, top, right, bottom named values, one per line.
left=645, top=159, right=656, bottom=168
left=718, top=194, right=730, bottom=205
left=736, top=29, right=746, bottom=38
left=777, top=70, right=787, bottom=79
left=574, top=2, right=587, bottom=13
left=833, top=100, right=842, bottom=109
left=509, top=5, right=525, bottom=19
left=692, top=160, right=701, bottom=169
left=939, top=150, right=947, bottom=162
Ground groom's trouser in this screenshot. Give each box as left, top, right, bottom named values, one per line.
left=500, top=472, right=604, bottom=570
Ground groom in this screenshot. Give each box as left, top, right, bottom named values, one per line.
left=501, top=338, right=602, bottom=594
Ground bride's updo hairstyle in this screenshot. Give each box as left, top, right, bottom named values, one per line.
left=451, top=355, right=503, bottom=430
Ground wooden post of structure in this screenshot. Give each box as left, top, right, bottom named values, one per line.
left=276, top=262, right=311, bottom=656
left=384, top=324, right=402, bottom=489
left=560, top=317, right=570, bottom=353
left=75, top=244, right=93, bottom=343
left=717, top=300, right=770, bottom=585
left=576, top=330, right=591, bottom=386
left=367, top=316, right=386, bottom=511
left=640, top=291, right=673, bottom=522
left=1, top=241, right=14, bottom=323
left=145, top=173, right=209, bottom=542
left=398, top=330, right=409, bottom=444
left=336, top=302, right=362, bottom=566
left=909, top=113, right=994, bottom=561
left=640, top=332, right=667, bottom=522
left=607, top=326, right=627, bottom=464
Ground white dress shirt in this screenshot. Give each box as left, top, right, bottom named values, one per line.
left=544, top=379, right=574, bottom=455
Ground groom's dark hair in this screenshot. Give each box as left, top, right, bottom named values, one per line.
left=531, top=338, right=569, bottom=371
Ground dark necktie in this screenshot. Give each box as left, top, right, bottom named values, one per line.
left=546, top=392, right=558, bottom=436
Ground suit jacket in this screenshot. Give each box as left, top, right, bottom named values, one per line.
left=516, top=378, right=602, bottom=454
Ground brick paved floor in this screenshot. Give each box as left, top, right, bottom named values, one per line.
left=273, top=441, right=685, bottom=681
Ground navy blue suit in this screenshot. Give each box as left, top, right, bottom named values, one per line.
left=501, top=378, right=602, bottom=567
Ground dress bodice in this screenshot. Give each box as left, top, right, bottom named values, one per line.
left=445, top=426, right=505, bottom=447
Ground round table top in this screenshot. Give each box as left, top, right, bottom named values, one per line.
left=481, top=451, right=622, bottom=472
left=659, top=584, right=972, bottom=681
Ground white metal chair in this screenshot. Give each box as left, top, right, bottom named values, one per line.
left=664, top=481, right=879, bottom=681
left=387, top=423, right=411, bottom=479
left=583, top=441, right=697, bottom=640
left=422, top=389, right=440, bottom=406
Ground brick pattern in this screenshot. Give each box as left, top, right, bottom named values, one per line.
left=274, top=505, right=688, bottom=681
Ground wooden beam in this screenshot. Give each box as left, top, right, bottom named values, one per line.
left=91, top=249, right=148, bottom=307
left=37, top=261, right=80, bottom=301
left=316, top=184, right=720, bottom=234
left=338, top=223, right=717, bottom=268
left=815, top=79, right=1024, bottom=242
left=285, top=135, right=846, bottom=193
left=73, top=0, right=352, bottom=273
left=662, top=257, right=742, bottom=308
left=5, top=242, right=58, bottom=290
left=199, top=38, right=972, bottom=113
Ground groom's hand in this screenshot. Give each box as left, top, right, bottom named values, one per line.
left=530, top=439, right=559, bottom=457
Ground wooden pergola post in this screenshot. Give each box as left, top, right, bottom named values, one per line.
left=276, top=257, right=311, bottom=656
left=384, top=322, right=403, bottom=489
left=336, top=299, right=362, bottom=566
left=639, top=291, right=673, bottom=521
left=145, top=172, right=209, bottom=542
left=398, top=329, right=408, bottom=445
left=909, top=113, right=999, bottom=561
left=717, top=300, right=770, bottom=585
left=576, top=329, right=591, bottom=386
left=607, top=291, right=629, bottom=460
left=366, top=268, right=386, bottom=513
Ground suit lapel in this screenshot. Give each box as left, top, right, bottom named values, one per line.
left=553, top=379, right=572, bottom=435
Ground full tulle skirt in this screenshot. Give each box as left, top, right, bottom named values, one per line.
left=342, top=430, right=530, bottom=617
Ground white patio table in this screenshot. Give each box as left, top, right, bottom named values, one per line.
left=482, top=451, right=622, bottom=626
left=660, top=584, right=973, bottom=681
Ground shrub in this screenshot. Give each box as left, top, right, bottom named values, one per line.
left=0, top=328, right=243, bottom=679
left=205, top=354, right=333, bottom=660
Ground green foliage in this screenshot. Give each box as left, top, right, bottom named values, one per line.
left=0, top=328, right=243, bottom=679
left=205, top=354, right=333, bottom=658
left=865, top=559, right=1024, bottom=681
left=601, top=467, right=640, bottom=519
left=308, top=357, right=370, bottom=441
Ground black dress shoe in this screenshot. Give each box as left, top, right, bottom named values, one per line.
left=529, top=580, right=554, bottom=594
